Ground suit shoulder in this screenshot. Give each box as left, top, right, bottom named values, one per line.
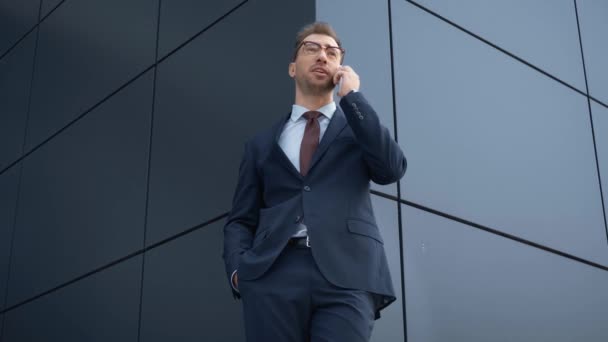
left=245, top=115, right=286, bottom=151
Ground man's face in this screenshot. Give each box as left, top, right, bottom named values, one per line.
left=289, top=34, right=342, bottom=96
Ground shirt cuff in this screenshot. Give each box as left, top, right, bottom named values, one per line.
left=231, top=269, right=239, bottom=293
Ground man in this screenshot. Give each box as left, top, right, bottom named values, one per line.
left=223, top=22, right=406, bottom=342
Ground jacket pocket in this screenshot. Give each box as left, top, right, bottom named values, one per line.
left=347, top=219, right=384, bottom=244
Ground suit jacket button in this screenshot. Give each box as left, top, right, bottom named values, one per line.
left=295, top=215, right=301, bottom=223
left=303, top=186, right=311, bottom=192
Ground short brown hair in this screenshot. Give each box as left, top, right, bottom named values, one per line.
left=292, top=22, right=343, bottom=62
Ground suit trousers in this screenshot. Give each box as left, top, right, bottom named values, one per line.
left=239, top=243, right=376, bottom=342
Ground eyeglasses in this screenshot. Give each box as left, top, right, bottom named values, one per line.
left=297, top=41, right=345, bottom=61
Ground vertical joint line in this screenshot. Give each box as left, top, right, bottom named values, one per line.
left=37, top=0, right=43, bottom=22
left=20, top=3, right=43, bottom=155
left=137, top=1, right=163, bottom=341
left=387, top=0, right=408, bottom=341
left=0, top=168, right=23, bottom=342
left=574, top=0, right=608, bottom=244
left=0, top=6, right=44, bottom=339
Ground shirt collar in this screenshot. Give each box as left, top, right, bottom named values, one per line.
left=290, top=101, right=336, bottom=122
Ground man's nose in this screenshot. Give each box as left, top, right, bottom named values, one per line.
left=316, top=51, right=328, bottom=63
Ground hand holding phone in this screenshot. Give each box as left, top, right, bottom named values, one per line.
left=334, top=65, right=360, bottom=97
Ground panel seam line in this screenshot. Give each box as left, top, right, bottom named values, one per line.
left=573, top=0, right=608, bottom=245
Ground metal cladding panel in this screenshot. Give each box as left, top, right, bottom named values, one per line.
left=0, top=165, right=20, bottom=312
left=25, top=0, right=158, bottom=149
left=403, top=204, right=608, bottom=342
left=0, top=0, right=40, bottom=56
left=7, top=71, right=153, bottom=307
left=157, top=0, right=244, bottom=58
left=413, top=0, right=586, bottom=92
left=591, top=101, right=608, bottom=239
left=39, top=0, right=61, bottom=18
left=0, top=31, right=36, bottom=169
left=392, top=0, right=608, bottom=266
left=578, top=0, right=608, bottom=104
left=2, top=256, right=142, bottom=342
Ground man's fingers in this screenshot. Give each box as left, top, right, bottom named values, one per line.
left=335, top=65, right=360, bottom=96
left=333, top=70, right=343, bottom=85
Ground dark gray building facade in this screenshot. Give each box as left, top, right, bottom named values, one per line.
left=1, top=0, right=607, bottom=341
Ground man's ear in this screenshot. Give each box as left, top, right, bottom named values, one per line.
left=288, top=62, right=295, bottom=78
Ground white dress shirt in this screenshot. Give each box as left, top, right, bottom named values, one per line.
left=278, top=102, right=336, bottom=173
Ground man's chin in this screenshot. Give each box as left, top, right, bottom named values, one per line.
left=297, top=78, right=334, bottom=96
left=309, top=81, right=334, bottom=94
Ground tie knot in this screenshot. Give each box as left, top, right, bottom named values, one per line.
left=303, top=111, right=321, bottom=121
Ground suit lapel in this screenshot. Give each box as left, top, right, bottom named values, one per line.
left=307, top=107, right=347, bottom=174
left=272, top=112, right=303, bottom=180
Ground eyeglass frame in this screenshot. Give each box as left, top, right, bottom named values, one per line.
left=292, top=40, right=346, bottom=63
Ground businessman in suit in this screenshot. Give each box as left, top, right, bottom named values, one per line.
left=223, top=22, right=406, bottom=342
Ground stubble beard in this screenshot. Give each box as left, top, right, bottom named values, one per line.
left=297, top=74, right=334, bottom=97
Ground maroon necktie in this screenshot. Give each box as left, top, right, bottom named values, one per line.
left=299, top=111, right=321, bottom=176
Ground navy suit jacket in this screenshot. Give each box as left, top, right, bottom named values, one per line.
left=223, top=91, right=407, bottom=318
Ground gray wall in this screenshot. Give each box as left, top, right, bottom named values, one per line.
left=1, top=0, right=607, bottom=341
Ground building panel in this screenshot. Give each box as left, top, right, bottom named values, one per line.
left=0, top=31, right=36, bottom=169
left=403, top=204, right=608, bottom=342
left=413, top=0, right=585, bottom=91
left=392, top=0, right=607, bottom=266
left=591, top=101, right=608, bottom=239
left=2, top=257, right=141, bottom=342
left=0, top=0, right=40, bottom=57
left=39, top=0, right=61, bottom=18
left=0, top=165, right=20, bottom=312
left=577, top=0, right=608, bottom=104
left=25, top=0, right=158, bottom=149
left=7, top=71, right=152, bottom=306
left=157, top=0, right=244, bottom=58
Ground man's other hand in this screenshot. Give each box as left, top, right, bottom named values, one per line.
left=232, top=272, right=239, bottom=290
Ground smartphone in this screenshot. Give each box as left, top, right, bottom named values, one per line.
left=335, top=65, right=343, bottom=94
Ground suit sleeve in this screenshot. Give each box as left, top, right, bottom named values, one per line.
left=339, top=91, right=407, bottom=185
left=222, top=140, right=262, bottom=298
